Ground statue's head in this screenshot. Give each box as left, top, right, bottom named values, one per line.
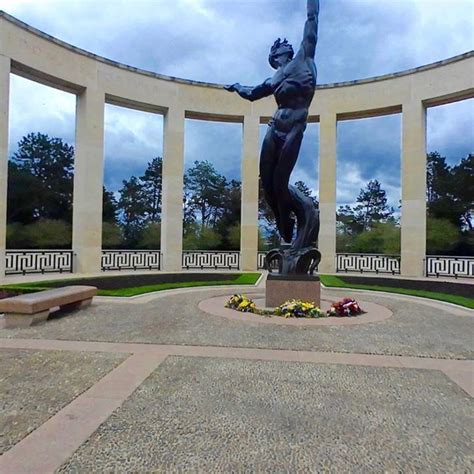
left=269, top=38, right=294, bottom=69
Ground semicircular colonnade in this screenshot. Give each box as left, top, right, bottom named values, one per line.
left=0, top=11, right=473, bottom=279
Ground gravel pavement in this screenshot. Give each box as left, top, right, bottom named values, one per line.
left=59, top=356, right=473, bottom=473
left=1, top=288, right=471, bottom=359
left=0, top=349, right=127, bottom=454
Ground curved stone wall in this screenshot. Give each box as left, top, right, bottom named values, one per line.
left=0, top=11, right=473, bottom=278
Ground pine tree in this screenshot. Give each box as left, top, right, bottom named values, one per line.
left=353, top=180, right=393, bottom=231
left=294, top=180, right=319, bottom=208
left=184, top=160, right=227, bottom=230
left=141, top=157, right=163, bottom=223
left=117, top=176, right=148, bottom=245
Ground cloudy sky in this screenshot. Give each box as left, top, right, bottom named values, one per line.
left=2, top=0, right=473, bottom=210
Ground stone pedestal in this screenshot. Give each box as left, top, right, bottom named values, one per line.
left=266, top=274, right=320, bottom=308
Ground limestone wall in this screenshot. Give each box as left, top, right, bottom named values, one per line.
left=0, top=11, right=473, bottom=277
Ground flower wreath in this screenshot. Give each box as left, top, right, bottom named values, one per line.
left=327, top=298, right=363, bottom=317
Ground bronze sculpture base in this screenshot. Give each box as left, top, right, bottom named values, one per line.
left=265, top=274, right=320, bottom=308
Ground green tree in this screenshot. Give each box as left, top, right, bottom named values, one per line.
left=427, top=152, right=451, bottom=205
left=141, top=157, right=162, bottom=223
left=426, top=151, right=456, bottom=225
left=117, top=176, right=148, bottom=246
left=6, top=223, right=31, bottom=249
left=11, top=132, right=74, bottom=222
left=184, top=160, right=227, bottom=230
left=23, top=219, right=72, bottom=249
left=450, top=154, right=473, bottom=230
left=426, top=217, right=460, bottom=254
left=137, top=222, right=161, bottom=249
left=336, top=231, right=354, bottom=253
left=102, top=222, right=123, bottom=248
left=353, top=180, right=393, bottom=231
left=426, top=152, right=473, bottom=232
left=214, top=179, right=241, bottom=250
left=183, top=223, right=222, bottom=250
left=336, top=180, right=396, bottom=252
left=336, top=204, right=362, bottom=236
left=228, top=223, right=267, bottom=251
left=7, top=162, right=41, bottom=224
left=350, top=222, right=401, bottom=254
left=103, top=187, right=119, bottom=224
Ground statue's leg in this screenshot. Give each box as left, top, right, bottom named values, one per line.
left=273, top=124, right=305, bottom=243
left=260, top=126, right=282, bottom=229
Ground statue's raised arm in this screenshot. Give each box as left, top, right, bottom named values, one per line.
left=299, top=0, right=320, bottom=60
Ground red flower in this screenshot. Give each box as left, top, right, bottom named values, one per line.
left=327, top=298, right=363, bottom=317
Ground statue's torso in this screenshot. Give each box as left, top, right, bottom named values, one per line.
left=270, top=57, right=317, bottom=134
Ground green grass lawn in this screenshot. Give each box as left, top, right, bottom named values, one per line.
left=0, top=273, right=262, bottom=298
left=2, top=272, right=471, bottom=308
left=320, top=275, right=474, bottom=309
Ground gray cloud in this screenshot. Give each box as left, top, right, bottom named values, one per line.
left=8, top=75, right=76, bottom=155
left=337, top=114, right=401, bottom=207
left=184, top=120, right=242, bottom=180
left=2, top=0, right=472, bottom=210
left=103, top=104, right=164, bottom=192
left=427, top=99, right=474, bottom=166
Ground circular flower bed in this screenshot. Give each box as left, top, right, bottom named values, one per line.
left=225, top=294, right=364, bottom=319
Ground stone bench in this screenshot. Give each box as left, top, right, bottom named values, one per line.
left=0, top=286, right=97, bottom=328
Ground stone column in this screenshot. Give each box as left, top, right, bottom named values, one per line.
left=318, top=112, right=337, bottom=274
left=161, top=107, right=185, bottom=272
left=72, top=87, right=105, bottom=274
left=0, top=55, right=9, bottom=282
left=240, top=115, right=260, bottom=271
left=401, top=101, right=427, bottom=277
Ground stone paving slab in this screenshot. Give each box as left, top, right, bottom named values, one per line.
left=0, top=288, right=471, bottom=359
left=59, top=356, right=473, bottom=472
left=0, top=348, right=128, bottom=455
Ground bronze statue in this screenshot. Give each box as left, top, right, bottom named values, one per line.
left=226, top=0, right=321, bottom=275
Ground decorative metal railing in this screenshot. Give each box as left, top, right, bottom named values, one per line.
left=336, top=253, right=401, bottom=275
left=5, top=250, right=74, bottom=275
left=182, top=251, right=240, bottom=270
left=257, top=252, right=266, bottom=270
left=101, top=250, right=161, bottom=271
left=7, top=251, right=471, bottom=279
left=425, top=256, right=474, bottom=279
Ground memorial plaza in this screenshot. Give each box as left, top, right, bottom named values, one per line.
left=0, top=5, right=472, bottom=473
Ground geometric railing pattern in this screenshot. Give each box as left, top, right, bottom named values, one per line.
left=182, top=251, right=240, bottom=270
left=5, top=250, right=74, bottom=275
left=425, top=255, right=474, bottom=279
left=101, top=250, right=162, bottom=271
left=5, top=251, right=472, bottom=278
left=336, top=253, right=401, bottom=275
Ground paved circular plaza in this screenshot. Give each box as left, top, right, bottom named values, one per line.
left=0, top=282, right=472, bottom=472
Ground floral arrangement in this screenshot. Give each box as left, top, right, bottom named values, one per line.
left=225, top=294, right=257, bottom=313
left=275, top=299, right=324, bottom=318
left=225, top=295, right=363, bottom=319
left=327, top=298, right=363, bottom=317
